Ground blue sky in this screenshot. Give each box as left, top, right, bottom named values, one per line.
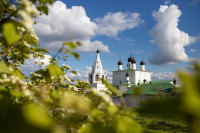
left=22, top=0, right=200, bottom=81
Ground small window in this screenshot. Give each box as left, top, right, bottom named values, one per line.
left=90, top=75, right=92, bottom=83
left=95, top=75, right=99, bottom=81
left=102, top=75, right=104, bottom=80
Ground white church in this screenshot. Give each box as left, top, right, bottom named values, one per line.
left=112, top=55, right=152, bottom=86
left=88, top=50, right=152, bottom=91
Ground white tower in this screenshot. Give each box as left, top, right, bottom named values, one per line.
left=118, top=59, right=123, bottom=71
left=127, top=56, right=134, bottom=69
left=88, top=50, right=108, bottom=91
left=132, top=57, right=136, bottom=70
left=140, top=59, right=145, bottom=71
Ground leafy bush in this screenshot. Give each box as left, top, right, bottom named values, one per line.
left=0, top=0, right=143, bottom=133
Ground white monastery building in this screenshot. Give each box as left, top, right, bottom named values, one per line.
left=88, top=50, right=108, bottom=91
left=112, top=55, right=152, bottom=87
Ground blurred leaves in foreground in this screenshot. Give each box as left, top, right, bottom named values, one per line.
left=137, top=61, right=200, bottom=133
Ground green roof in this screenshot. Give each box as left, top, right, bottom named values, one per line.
left=123, top=81, right=176, bottom=95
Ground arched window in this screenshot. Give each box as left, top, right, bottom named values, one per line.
left=90, top=75, right=92, bottom=83
left=95, top=75, right=99, bottom=81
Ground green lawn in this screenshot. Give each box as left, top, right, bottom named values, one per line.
left=134, top=115, right=189, bottom=133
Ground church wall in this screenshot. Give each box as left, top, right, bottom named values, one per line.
left=135, top=71, right=151, bottom=84
left=128, top=71, right=136, bottom=84
left=91, top=83, right=107, bottom=91
left=112, top=71, right=128, bottom=86
left=112, top=95, right=155, bottom=107
left=119, top=85, right=128, bottom=93
left=112, top=70, right=151, bottom=86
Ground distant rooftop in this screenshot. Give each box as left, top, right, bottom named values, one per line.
left=123, top=80, right=176, bottom=95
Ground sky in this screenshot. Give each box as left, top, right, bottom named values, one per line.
left=21, top=0, right=200, bottom=82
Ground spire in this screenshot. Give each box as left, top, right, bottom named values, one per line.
left=96, top=46, right=100, bottom=53
left=91, top=49, right=104, bottom=74
left=95, top=49, right=101, bottom=64
left=118, top=56, right=123, bottom=65
left=173, top=78, right=176, bottom=85
left=140, top=59, right=145, bottom=65
left=128, top=51, right=134, bottom=62
left=131, top=57, right=136, bottom=63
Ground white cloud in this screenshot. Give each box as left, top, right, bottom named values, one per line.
left=190, top=49, right=196, bottom=53
left=34, top=1, right=143, bottom=53
left=34, top=1, right=109, bottom=53
left=95, top=12, right=143, bottom=37
left=21, top=54, right=51, bottom=76
left=65, top=66, right=112, bottom=83
left=149, top=4, right=197, bottom=65
left=35, top=1, right=97, bottom=42
left=40, top=40, right=109, bottom=53
left=152, top=72, right=175, bottom=81
left=74, top=40, right=109, bottom=53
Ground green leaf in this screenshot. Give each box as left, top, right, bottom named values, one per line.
left=48, top=64, right=64, bottom=80
left=0, top=62, right=11, bottom=74
left=13, top=70, right=24, bottom=79
left=2, top=22, right=21, bottom=45
left=76, top=41, right=82, bottom=46
left=115, top=116, right=143, bottom=133
left=37, top=5, right=49, bottom=15
left=60, top=93, right=90, bottom=114
left=70, top=70, right=77, bottom=75
left=71, top=52, right=79, bottom=60
left=63, top=42, right=77, bottom=50
left=133, top=87, right=142, bottom=96
left=22, top=104, right=53, bottom=129
left=38, top=48, right=49, bottom=53
left=102, top=79, right=122, bottom=96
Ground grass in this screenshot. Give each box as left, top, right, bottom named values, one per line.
left=134, top=115, right=189, bottom=133
left=120, top=107, right=189, bottom=133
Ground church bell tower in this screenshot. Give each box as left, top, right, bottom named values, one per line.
left=88, top=50, right=108, bottom=91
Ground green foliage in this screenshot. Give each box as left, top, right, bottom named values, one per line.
left=48, top=64, right=64, bottom=80
left=64, top=42, right=77, bottom=50
left=23, top=104, right=53, bottom=129
left=115, top=116, right=143, bottom=133
left=135, top=115, right=189, bottom=133
left=138, top=97, right=181, bottom=119
left=0, top=62, right=11, bottom=74
left=2, top=22, right=21, bottom=45
left=137, top=61, right=200, bottom=133
left=0, top=1, right=143, bottom=133
left=133, top=87, right=142, bottom=96
left=177, top=62, right=200, bottom=133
